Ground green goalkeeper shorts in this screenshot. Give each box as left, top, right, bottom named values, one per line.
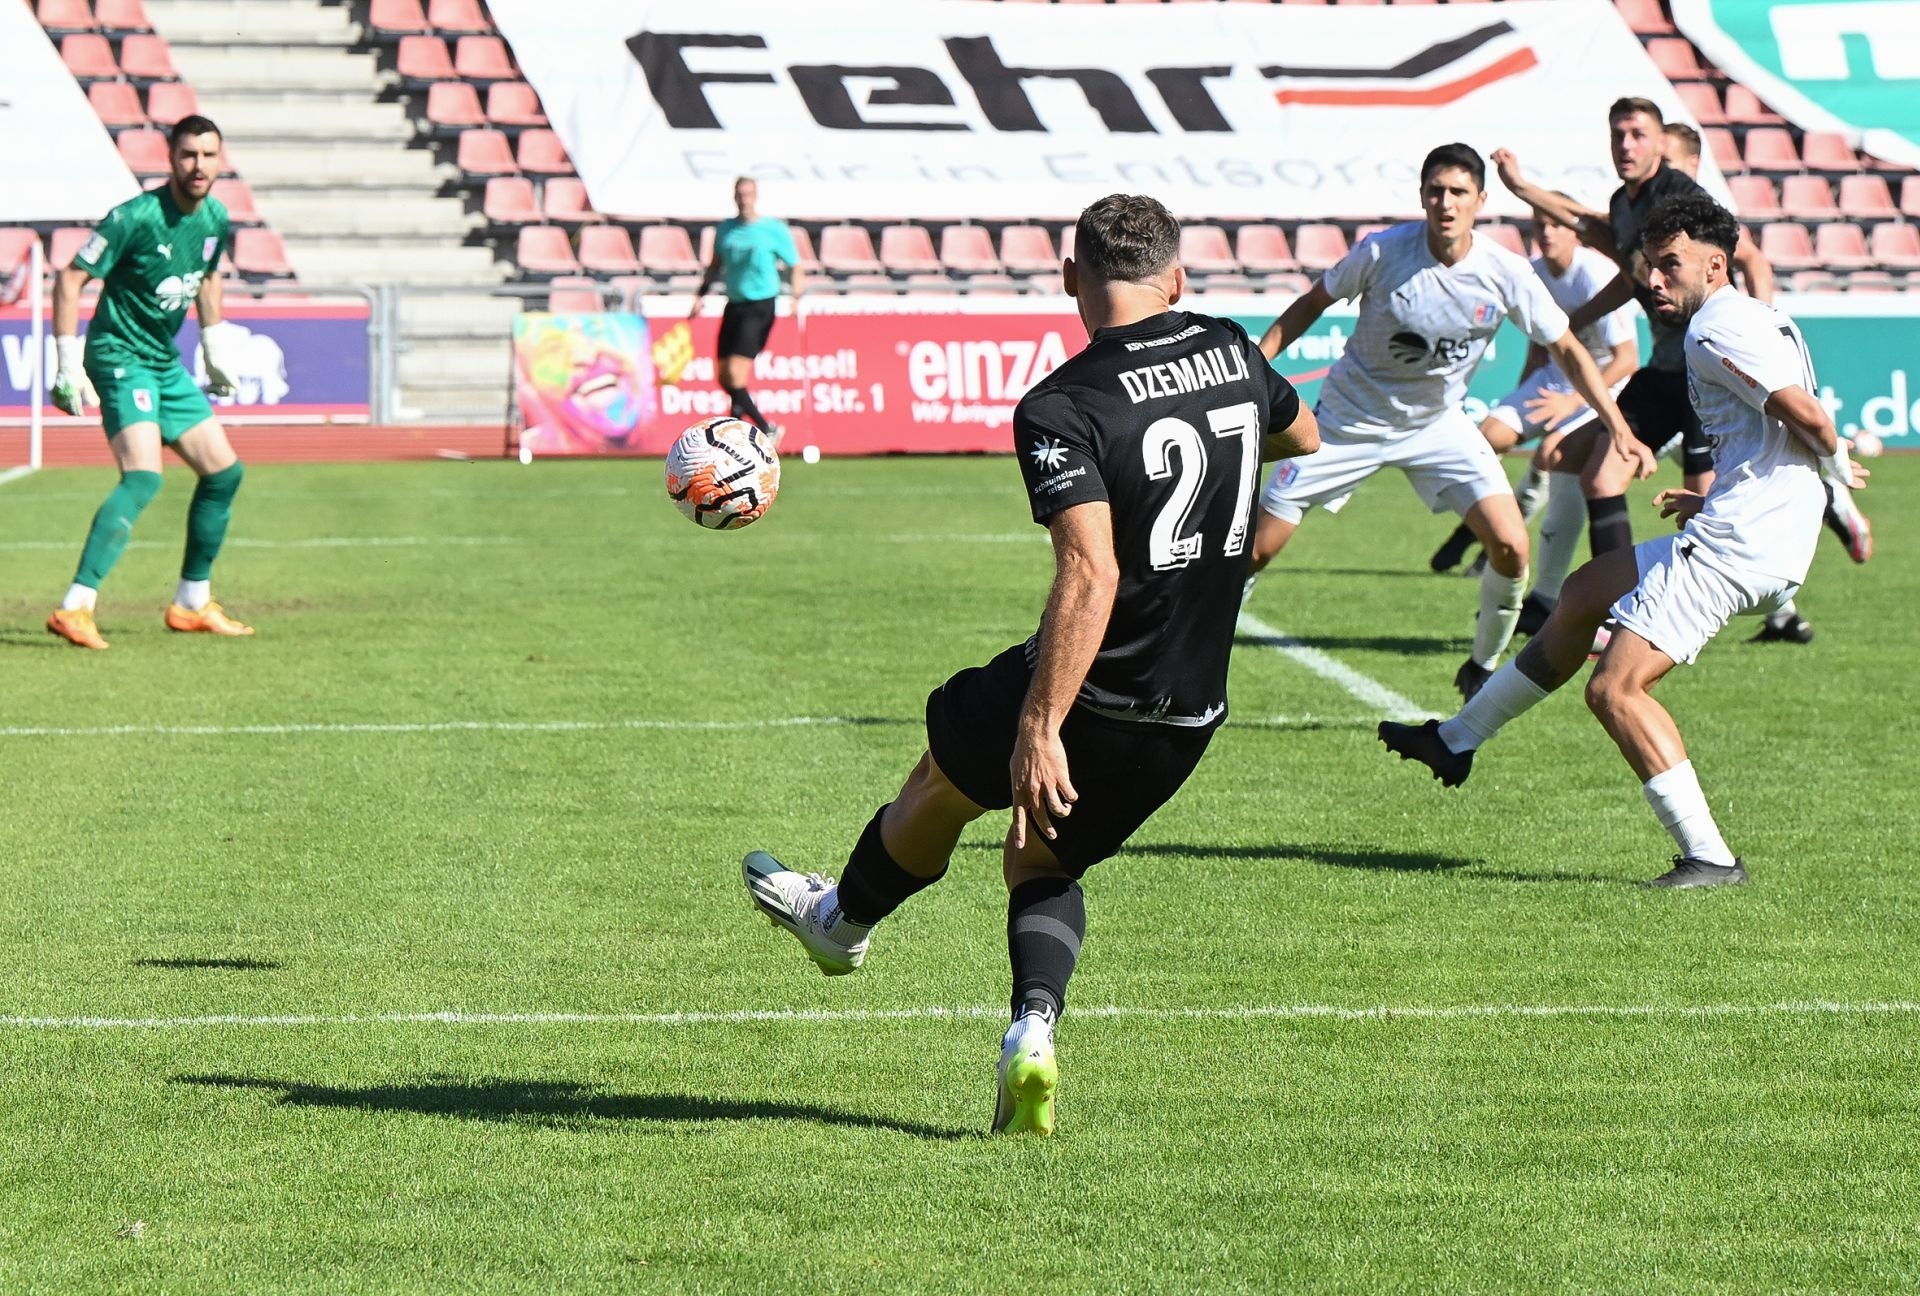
left=87, top=359, right=215, bottom=445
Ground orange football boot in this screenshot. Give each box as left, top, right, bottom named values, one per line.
left=47, top=607, right=109, bottom=650
left=164, top=601, right=254, bottom=636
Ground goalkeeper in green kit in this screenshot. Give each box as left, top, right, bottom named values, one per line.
left=47, top=114, right=253, bottom=650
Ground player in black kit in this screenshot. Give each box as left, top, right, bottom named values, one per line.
left=740, top=194, right=1318, bottom=1136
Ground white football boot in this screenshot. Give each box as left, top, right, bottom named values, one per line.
left=991, top=1011, right=1059, bottom=1136
left=742, top=851, right=869, bottom=976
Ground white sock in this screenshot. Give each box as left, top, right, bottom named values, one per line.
left=1471, top=563, right=1528, bottom=669
left=819, top=884, right=872, bottom=945
left=61, top=583, right=97, bottom=612
left=1241, top=572, right=1258, bottom=609
left=1531, top=474, right=1586, bottom=603
left=1515, top=466, right=1549, bottom=523
left=175, top=579, right=210, bottom=611
left=1642, top=760, right=1736, bottom=867
left=1002, top=1008, right=1055, bottom=1055
left=1438, top=662, right=1550, bottom=752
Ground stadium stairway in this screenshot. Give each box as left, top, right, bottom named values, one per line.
left=144, top=0, right=517, bottom=420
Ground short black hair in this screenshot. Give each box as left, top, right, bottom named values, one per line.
left=1609, top=96, right=1665, bottom=126
left=1663, top=122, right=1702, bottom=158
left=1640, top=193, right=1740, bottom=257
left=1420, top=143, right=1485, bottom=192
left=1074, top=193, right=1179, bottom=283
left=169, top=114, right=222, bottom=148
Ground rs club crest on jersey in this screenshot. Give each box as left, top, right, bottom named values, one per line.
left=203, top=237, right=219, bottom=263
left=1473, top=302, right=1498, bottom=326
left=1030, top=436, right=1068, bottom=472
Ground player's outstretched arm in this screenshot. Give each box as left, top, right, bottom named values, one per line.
left=50, top=265, right=99, bottom=415
left=1733, top=227, right=1774, bottom=303
left=1566, top=274, right=1636, bottom=336
left=1525, top=337, right=1637, bottom=431
left=1490, top=149, right=1611, bottom=247
left=1258, top=281, right=1333, bottom=361
left=1011, top=501, right=1119, bottom=849
left=1547, top=329, right=1654, bottom=478
left=1262, top=402, right=1319, bottom=463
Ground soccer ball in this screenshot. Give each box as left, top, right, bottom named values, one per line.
left=664, top=416, right=780, bottom=529
left=1850, top=431, right=1884, bottom=459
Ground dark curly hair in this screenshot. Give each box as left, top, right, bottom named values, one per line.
left=1639, top=193, right=1740, bottom=257
left=1074, top=194, right=1179, bottom=284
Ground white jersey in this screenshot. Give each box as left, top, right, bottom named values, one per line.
left=1315, top=222, right=1569, bottom=439
left=1535, top=244, right=1637, bottom=383
left=1683, top=286, right=1825, bottom=582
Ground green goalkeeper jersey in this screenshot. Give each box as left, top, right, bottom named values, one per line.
left=72, top=187, right=231, bottom=370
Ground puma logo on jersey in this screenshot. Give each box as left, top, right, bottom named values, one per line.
left=1117, top=345, right=1250, bottom=405
left=156, top=243, right=172, bottom=258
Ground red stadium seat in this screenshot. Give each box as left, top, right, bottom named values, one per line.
left=637, top=225, right=700, bottom=275
left=37, top=0, right=96, bottom=36
left=1741, top=128, right=1801, bottom=173
left=515, top=129, right=572, bottom=175
left=879, top=225, right=940, bottom=273
left=1028, top=274, right=1064, bottom=295
left=1802, top=132, right=1859, bottom=172
left=1478, top=223, right=1526, bottom=257
left=1676, top=83, right=1725, bottom=128
left=1903, top=177, right=1920, bottom=219
left=514, top=226, right=580, bottom=276
left=1837, top=175, right=1898, bottom=220
left=119, top=34, right=178, bottom=81
left=1843, top=270, right=1896, bottom=294
left=1780, top=175, right=1839, bottom=221
left=818, top=225, right=883, bottom=274
left=1869, top=223, right=1920, bottom=271
left=486, top=81, right=547, bottom=127
left=545, top=277, right=603, bottom=313
left=1701, top=127, right=1742, bottom=173
left=453, top=36, right=516, bottom=81
left=455, top=128, right=517, bottom=176
left=1267, top=272, right=1315, bottom=296
left=998, top=225, right=1058, bottom=273
left=1759, top=222, right=1817, bottom=271
left=964, top=276, right=1020, bottom=296
left=233, top=228, right=295, bottom=277
left=144, top=81, right=199, bottom=127
left=1723, top=84, right=1784, bottom=126
left=577, top=225, right=639, bottom=273
left=938, top=226, right=1002, bottom=274
left=1179, top=224, right=1238, bottom=274
left=1814, top=223, right=1873, bottom=270
left=50, top=227, right=94, bottom=269
left=539, top=176, right=595, bottom=224
left=1058, top=225, right=1075, bottom=262
left=61, top=34, right=119, bottom=80
left=211, top=179, right=261, bottom=225
left=366, top=0, right=429, bottom=38
left=841, top=274, right=897, bottom=295
left=116, top=128, right=169, bottom=175
left=396, top=35, right=456, bottom=82
left=481, top=175, right=538, bottom=224
left=1353, top=223, right=1394, bottom=243
left=95, top=0, right=153, bottom=30
left=425, top=81, right=485, bottom=131
left=1787, top=270, right=1838, bottom=294
left=1646, top=38, right=1707, bottom=82
left=0, top=229, right=43, bottom=275
left=1235, top=224, right=1297, bottom=272
left=1294, top=224, right=1349, bottom=268
left=1727, top=176, right=1783, bottom=221
left=787, top=226, right=821, bottom=274
left=88, top=80, right=149, bottom=130
left=905, top=273, right=959, bottom=293
left=427, top=0, right=492, bottom=34
left=1613, top=0, right=1673, bottom=34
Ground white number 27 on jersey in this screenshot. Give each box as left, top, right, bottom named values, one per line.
left=1141, top=401, right=1261, bottom=570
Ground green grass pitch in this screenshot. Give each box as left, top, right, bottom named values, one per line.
left=1, top=452, right=1916, bottom=1293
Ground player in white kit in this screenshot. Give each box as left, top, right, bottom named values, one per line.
left=1251, top=144, right=1648, bottom=701
left=1379, top=195, right=1867, bottom=888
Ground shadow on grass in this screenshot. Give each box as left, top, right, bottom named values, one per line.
left=174, top=1074, right=973, bottom=1140
left=1128, top=842, right=1616, bottom=885
left=1234, top=632, right=1458, bottom=657
left=0, top=632, right=68, bottom=649
left=134, top=957, right=283, bottom=971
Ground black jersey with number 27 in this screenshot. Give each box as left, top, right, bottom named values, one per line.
left=1014, top=310, right=1301, bottom=728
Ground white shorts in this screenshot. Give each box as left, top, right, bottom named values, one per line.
left=1258, top=408, right=1511, bottom=524
left=1610, top=531, right=1800, bottom=666
left=1488, top=369, right=1629, bottom=444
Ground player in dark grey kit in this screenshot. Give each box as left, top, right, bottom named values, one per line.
left=740, top=194, right=1318, bottom=1136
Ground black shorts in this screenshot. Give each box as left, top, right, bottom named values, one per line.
left=1619, top=368, right=1712, bottom=477
left=717, top=297, right=778, bottom=359
left=925, top=644, right=1215, bottom=878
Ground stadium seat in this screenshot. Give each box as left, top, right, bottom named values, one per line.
left=396, top=35, right=456, bottom=83
left=453, top=36, right=516, bottom=81
left=1646, top=38, right=1708, bottom=82
left=788, top=226, right=821, bottom=274
left=95, top=0, right=154, bottom=31
left=1780, top=175, right=1839, bottom=221
left=963, top=275, right=1020, bottom=296
left=212, top=179, right=262, bottom=224
left=515, top=129, right=572, bottom=175
left=1727, top=176, right=1783, bottom=221
left=637, top=224, right=701, bottom=275
left=1478, top=224, right=1526, bottom=257
left=1787, top=269, right=1838, bottom=294
left=0, top=229, right=43, bottom=275
left=366, top=0, right=430, bottom=39
left=1235, top=224, right=1297, bottom=272
left=938, top=225, right=1002, bottom=274
left=1802, top=132, right=1859, bottom=172
left=1844, top=270, right=1896, bottom=293
left=425, top=81, right=485, bottom=132
left=1295, top=224, right=1349, bottom=269
left=879, top=225, right=941, bottom=273
left=1869, top=223, right=1920, bottom=271
left=905, top=273, right=958, bottom=293
left=1837, top=175, right=1899, bottom=220
left=427, top=0, right=492, bottom=34
left=1741, top=128, right=1801, bottom=174
left=841, top=274, right=896, bottom=295
left=144, top=81, right=199, bottom=127
left=1759, top=222, right=1817, bottom=271
left=60, top=34, right=119, bottom=80
left=545, top=277, right=603, bottom=312
left=119, top=34, right=179, bottom=81
left=115, top=128, right=170, bottom=175
left=605, top=276, right=650, bottom=311
left=1612, top=0, right=1673, bottom=34
left=1058, top=225, right=1076, bottom=262
left=1178, top=224, right=1238, bottom=274
left=1702, top=127, right=1742, bottom=173
left=1814, top=223, right=1873, bottom=270
left=455, top=128, right=517, bottom=176
left=1267, top=272, right=1315, bottom=296
left=482, top=175, right=538, bottom=225
left=1353, top=223, right=1394, bottom=244
left=998, top=225, right=1058, bottom=274
left=37, top=0, right=96, bottom=37
left=1903, top=177, right=1920, bottom=218
left=1723, top=84, right=1784, bottom=126
left=233, top=228, right=295, bottom=277
left=577, top=224, right=639, bottom=274
left=514, top=225, right=579, bottom=276
left=819, top=225, right=883, bottom=274
left=485, top=81, right=547, bottom=127
left=88, top=80, right=149, bottom=130
left=539, top=176, right=596, bottom=224
left=1676, top=83, right=1725, bottom=128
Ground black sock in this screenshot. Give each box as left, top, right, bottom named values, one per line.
left=1586, top=494, right=1633, bottom=556
left=729, top=387, right=772, bottom=435
left=1007, top=876, right=1085, bottom=1020
left=834, top=805, right=944, bottom=927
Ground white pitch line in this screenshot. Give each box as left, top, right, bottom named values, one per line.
left=0, top=465, right=37, bottom=488
left=0, top=536, right=511, bottom=552
left=0, top=716, right=862, bottom=739
left=3, top=1000, right=1917, bottom=1032
left=1237, top=610, right=1436, bottom=722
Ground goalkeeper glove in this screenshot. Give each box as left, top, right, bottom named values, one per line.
left=200, top=319, right=243, bottom=398
left=50, top=336, right=97, bottom=415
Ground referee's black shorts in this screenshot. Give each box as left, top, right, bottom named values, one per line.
left=717, top=296, right=778, bottom=359
left=925, top=644, right=1214, bottom=878
left=1619, top=367, right=1712, bottom=477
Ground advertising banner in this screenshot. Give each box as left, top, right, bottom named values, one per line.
left=0, top=298, right=372, bottom=423
left=0, top=1, right=140, bottom=222
left=491, top=0, right=1718, bottom=221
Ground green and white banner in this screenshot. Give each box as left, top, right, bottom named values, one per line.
left=1672, top=0, right=1920, bottom=169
